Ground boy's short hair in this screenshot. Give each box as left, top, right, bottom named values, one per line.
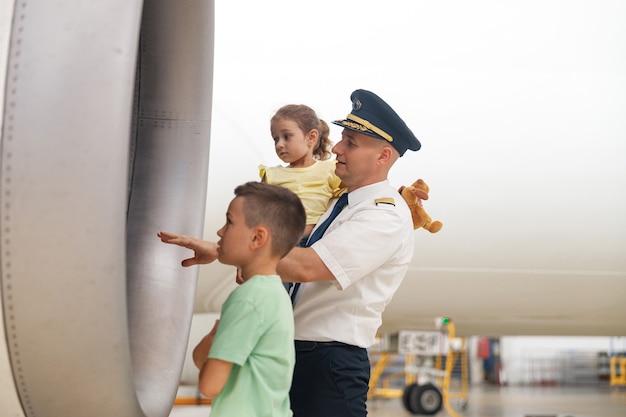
left=234, top=182, right=306, bottom=257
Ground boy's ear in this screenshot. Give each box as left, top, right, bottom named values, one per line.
left=250, top=226, right=270, bottom=249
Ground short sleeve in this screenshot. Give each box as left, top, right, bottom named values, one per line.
left=258, top=164, right=267, bottom=182
left=209, top=299, right=262, bottom=366
left=327, top=160, right=345, bottom=198
left=313, top=205, right=406, bottom=290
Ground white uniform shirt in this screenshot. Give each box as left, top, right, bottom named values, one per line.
left=293, top=180, right=414, bottom=348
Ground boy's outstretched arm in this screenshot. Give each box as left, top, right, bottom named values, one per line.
left=157, top=231, right=219, bottom=267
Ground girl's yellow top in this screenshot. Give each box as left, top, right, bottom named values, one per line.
left=259, top=159, right=344, bottom=225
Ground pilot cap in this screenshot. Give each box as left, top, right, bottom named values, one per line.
left=332, top=89, right=421, bottom=156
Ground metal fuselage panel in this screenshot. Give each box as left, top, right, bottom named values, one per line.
left=0, top=1, right=214, bottom=416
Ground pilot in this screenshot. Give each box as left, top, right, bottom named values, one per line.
left=277, top=89, right=421, bottom=417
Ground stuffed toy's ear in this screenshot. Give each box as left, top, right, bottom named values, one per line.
left=399, top=179, right=443, bottom=233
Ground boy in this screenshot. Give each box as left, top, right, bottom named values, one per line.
left=158, top=181, right=306, bottom=417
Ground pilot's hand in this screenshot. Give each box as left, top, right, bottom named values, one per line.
left=235, top=267, right=245, bottom=285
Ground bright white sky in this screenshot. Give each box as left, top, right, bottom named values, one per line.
left=203, top=0, right=626, bottom=254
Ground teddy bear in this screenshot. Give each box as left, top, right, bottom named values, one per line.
left=398, top=179, right=443, bottom=233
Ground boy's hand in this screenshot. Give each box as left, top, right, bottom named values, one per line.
left=157, top=231, right=219, bottom=266
left=205, top=319, right=220, bottom=348
left=192, top=320, right=220, bottom=369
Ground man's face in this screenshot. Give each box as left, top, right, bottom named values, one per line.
left=332, top=129, right=385, bottom=190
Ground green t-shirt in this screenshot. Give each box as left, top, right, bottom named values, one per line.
left=208, top=275, right=295, bottom=417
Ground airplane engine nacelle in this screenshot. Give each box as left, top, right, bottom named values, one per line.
left=0, top=1, right=214, bottom=416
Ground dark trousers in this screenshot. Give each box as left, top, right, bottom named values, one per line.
left=290, top=341, right=370, bottom=417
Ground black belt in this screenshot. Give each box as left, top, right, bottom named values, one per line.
left=294, top=340, right=357, bottom=352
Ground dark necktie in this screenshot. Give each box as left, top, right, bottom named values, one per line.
left=290, top=192, right=349, bottom=303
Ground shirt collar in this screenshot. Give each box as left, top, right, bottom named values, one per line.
left=346, top=180, right=390, bottom=206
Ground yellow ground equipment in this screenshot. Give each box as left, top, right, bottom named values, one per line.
left=609, top=355, right=626, bottom=387
left=368, top=317, right=468, bottom=415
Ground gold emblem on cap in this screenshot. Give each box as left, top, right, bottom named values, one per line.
left=346, top=114, right=393, bottom=143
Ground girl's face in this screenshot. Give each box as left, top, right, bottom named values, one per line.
left=270, top=118, right=316, bottom=168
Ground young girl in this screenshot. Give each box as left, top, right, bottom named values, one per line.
left=259, top=104, right=345, bottom=244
